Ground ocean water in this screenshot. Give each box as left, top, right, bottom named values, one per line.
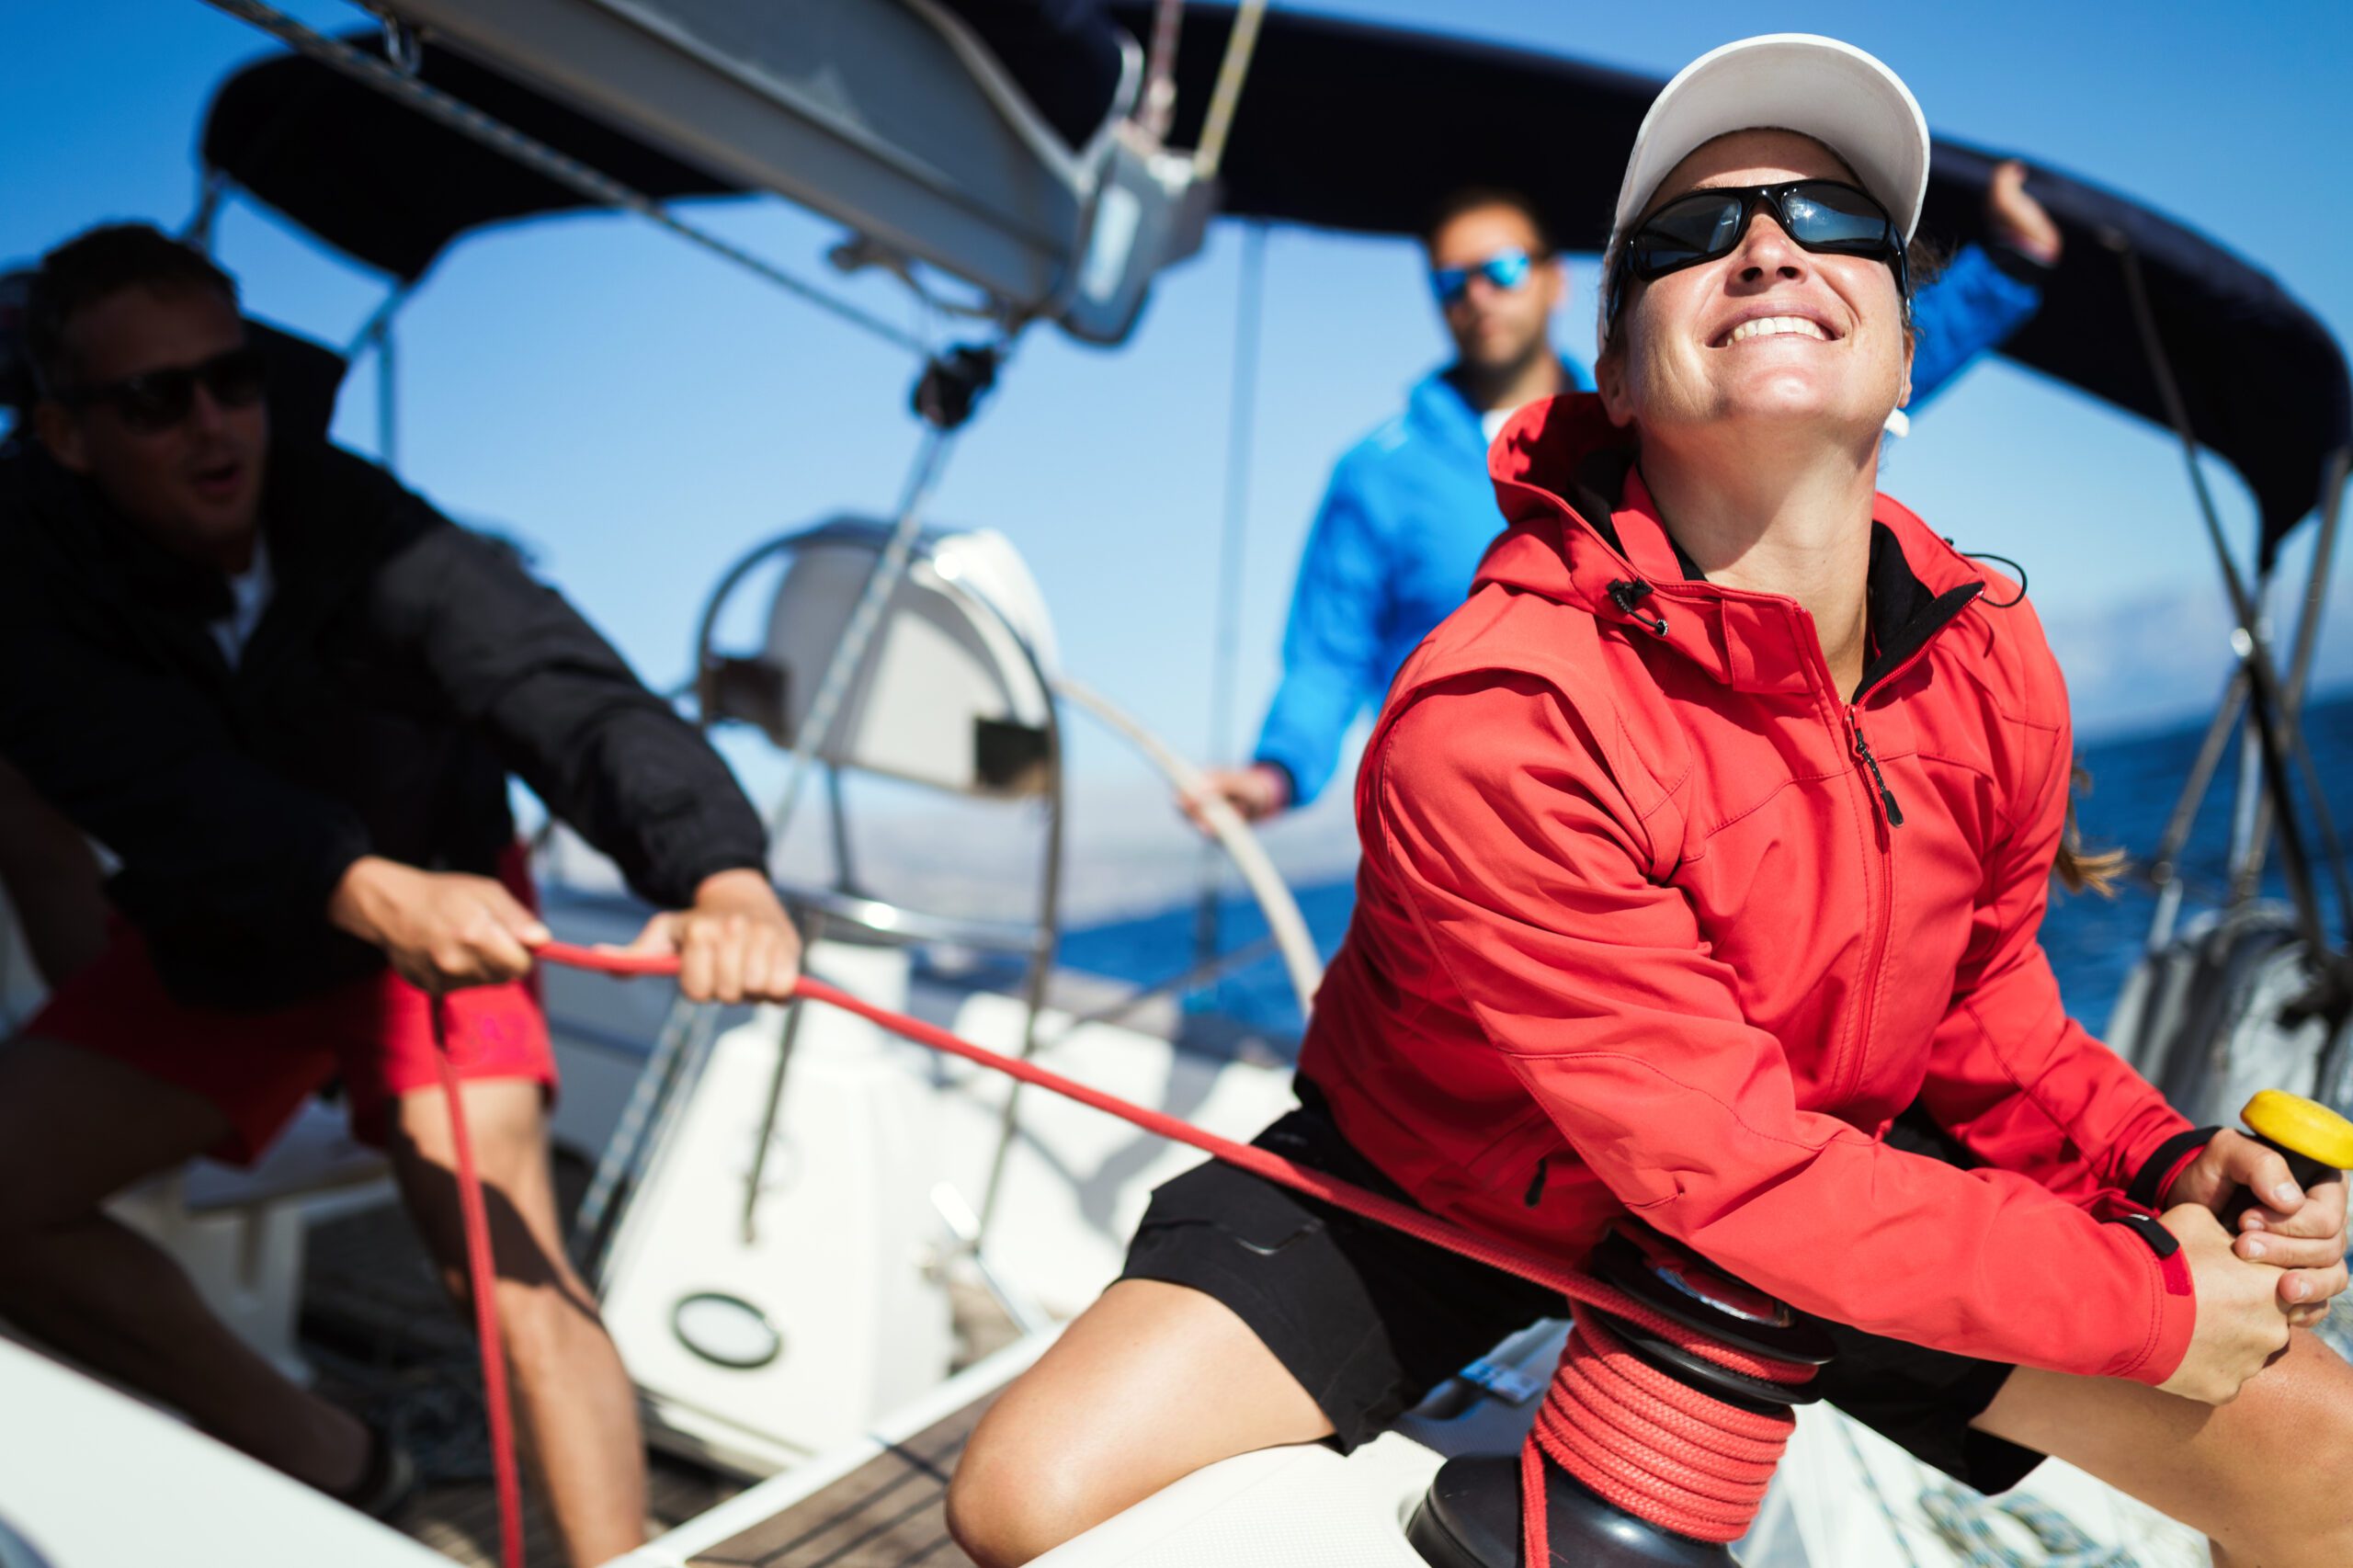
left=1059, top=691, right=2353, bottom=1046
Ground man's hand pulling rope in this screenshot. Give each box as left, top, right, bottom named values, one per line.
left=527, top=940, right=1814, bottom=1564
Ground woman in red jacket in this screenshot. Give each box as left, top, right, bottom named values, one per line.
left=950, top=35, right=2353, bottom=1568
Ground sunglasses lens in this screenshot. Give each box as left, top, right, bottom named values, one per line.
left=111, top=371, right=198, bottom=433
left=1782, top=181, right=1894, bottom=254
left=1631, top=193, right=1745, bottom=276
left=93, top=348, right=267, bottom=433
left=1481, top=251, right=1532, bottom=290
left=1434, top=248, right=1540, bottom=306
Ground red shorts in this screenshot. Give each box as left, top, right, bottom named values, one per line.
left=27, top=853, right=560, bottom=1166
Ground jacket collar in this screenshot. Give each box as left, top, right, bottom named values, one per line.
left=1483, top=392, right=1989, bottom=702
left=5, top=434, right=388, bottom=686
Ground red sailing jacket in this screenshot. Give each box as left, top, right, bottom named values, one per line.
left=1300, top=393, right=2200, bottom=1387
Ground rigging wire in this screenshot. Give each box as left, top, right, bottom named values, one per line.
left=764, top=421, right=964, bottom=848
left=1194, top=0, right=1271, bottom=178
left=1138, top=0, right=1186, bottom=142
left=195, top=0, right=931, bottom=358
left=1191, top=224, right=1269, bottom=986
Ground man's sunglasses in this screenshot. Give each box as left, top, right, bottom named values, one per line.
left=1429, top=247, right=1548, bottom=307
left=1608, top=180, right=1908, bottom=324
left=53, top=346, right=267, bottom=434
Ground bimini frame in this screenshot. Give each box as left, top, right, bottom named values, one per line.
left=2116, top=233, right=2353, bottom=1000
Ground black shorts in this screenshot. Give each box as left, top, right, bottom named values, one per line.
left=1120, top=1083, right=2043, bottom=1494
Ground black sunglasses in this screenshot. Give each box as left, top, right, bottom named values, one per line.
left=1608, top=179, right=1909, bottom=325
left=54, top=346, right=267, bottom=434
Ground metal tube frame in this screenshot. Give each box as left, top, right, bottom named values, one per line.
left=2113, top=239, right=2347, bottom=960
left=2233, top=449, right=2352, bottom=905
left=680, top=515, right=1067, bottom=1259
left=197, top=0, right=931, bottom=356
left=574, top=425, right=968, bottom=1286
left=2143, top=669, right=2249, bottom=953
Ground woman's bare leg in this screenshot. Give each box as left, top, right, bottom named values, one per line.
left=947, top=1279, right=1334, bottom=1568
left=1972, top=1327, right=2353, bottom=1568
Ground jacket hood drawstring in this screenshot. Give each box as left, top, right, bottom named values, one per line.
left=1606, top=577, right=1669, bottom=637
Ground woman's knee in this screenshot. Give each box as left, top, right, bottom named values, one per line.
left=2261, top=1344, right=2353, bottom=1561
left=949, top=1392, right=1137, bottom=1568
left=2207, top=1331, right=2353, bottom=1566
left=946, top=1278, right=1331, bottom=1565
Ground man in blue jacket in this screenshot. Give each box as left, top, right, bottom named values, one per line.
left=1189, top=165, right=2063, bottom=824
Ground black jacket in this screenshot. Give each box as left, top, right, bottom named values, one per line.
left=0, top=423, right=767, bottom=1010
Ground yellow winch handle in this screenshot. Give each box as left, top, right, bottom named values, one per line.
left=2241, top=1090, right=2353, bottom=1173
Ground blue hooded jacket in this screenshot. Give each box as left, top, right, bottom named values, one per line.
left=1250, top=242, right=2044, bottom=805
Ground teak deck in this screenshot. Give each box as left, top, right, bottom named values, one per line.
left=685, top=1392, right=999, bottom=1567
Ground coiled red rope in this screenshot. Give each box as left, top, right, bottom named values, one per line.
left=513, top=942, right=1811, bottom=1565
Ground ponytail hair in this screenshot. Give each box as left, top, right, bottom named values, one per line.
left=2053, top=762, right=2128, bottom=896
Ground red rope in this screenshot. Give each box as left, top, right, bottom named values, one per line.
left=429, top=995, right=527, bottom=1568
left=531, top=941, right=1811, bottom=1559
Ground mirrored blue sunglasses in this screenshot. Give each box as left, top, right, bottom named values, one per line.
left=1429, top=247, right=1544, bottom=307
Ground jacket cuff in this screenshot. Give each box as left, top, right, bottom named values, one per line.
left=2105, top=1211, right=2198, bottom=1387
left=1250, top=757, right=1300, bottom=811
left=2130, top=1126, right=2222, bottom=1210
left=661, top=840, right=770, bottom=908
left=290, top=813, right=375, bottom=937
left=1984, top=236, right=2059, bottom=286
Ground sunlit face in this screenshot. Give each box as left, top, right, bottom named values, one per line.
left=1427, top=202, right=1565, bottom=374
left=1597, top=130, right=1910, bottom=444
left=36, top=284, right=268, bottom=566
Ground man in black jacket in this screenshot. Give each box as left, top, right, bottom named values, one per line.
left=0, top=224, right=799, bottom=1564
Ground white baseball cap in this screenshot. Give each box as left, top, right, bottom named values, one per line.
left=1610, top=34, right=1930, bottom=252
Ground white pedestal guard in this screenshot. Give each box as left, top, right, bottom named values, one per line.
left=597, top=939, right=954, bottom=1474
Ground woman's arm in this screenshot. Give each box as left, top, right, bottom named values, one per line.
left=1915, top=700, right=2195, bottom=1206
left=1370, top=675, right=2195, bottom=1385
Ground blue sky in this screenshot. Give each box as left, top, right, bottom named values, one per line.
left=4, top=0, right=2349, bottom=816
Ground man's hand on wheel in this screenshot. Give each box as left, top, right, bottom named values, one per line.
left=328, top=855, right=551, bottom=994
left=1179, top=764, right=1291, bottom=835
left=2168, top=1130, right=2349, bottom=1326
left=615, top=868, right=801, bottom=1005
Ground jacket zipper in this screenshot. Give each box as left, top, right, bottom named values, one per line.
left=1825, top=609, right=1966, bottom=1106
left=1838, top=580, right=1984, bottom=829
left=1622, top=557, right=1981, bottom=1109
left=1847, top=711, right=1904, bottom=826
left=1837, top=703, right=1901, bottom=1106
